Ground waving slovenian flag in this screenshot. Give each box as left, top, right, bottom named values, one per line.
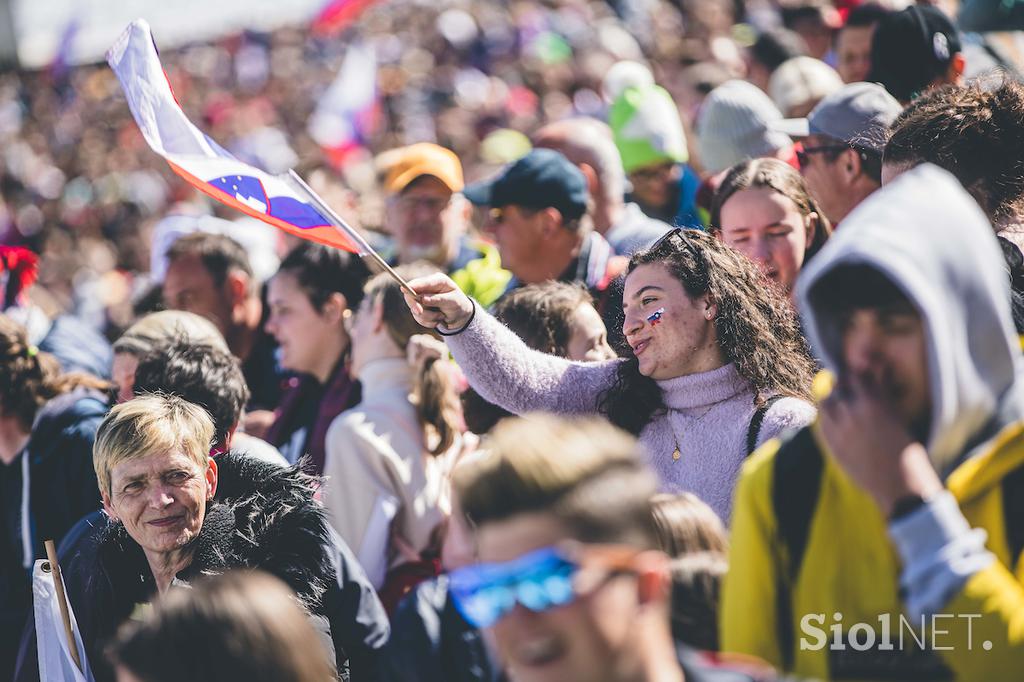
left=106, top=19, right=360, bottom=254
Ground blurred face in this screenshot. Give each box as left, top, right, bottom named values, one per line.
left=115, top=667, right=144, bottom=682
left=799, top=135, right=851, bottom=224
left=102, top=449, right=217, bottom=559
left=388, top=176, right=466, bottom=266
left=475, top=513, right=642, bottom=682
left=163, top=254, right=233, bottom=336
left=111, top=353, right=138, bottom=403
left=566, top=304, right=615, bottom=362
left=622, top=262, right=718, bottom=380
left=265, top=270, right=347, bottom=378
left=488, top=205, right=546, bottom=283
left=718, top=187, right=812, bottom=293
left=627, top=161, right=680, bottom=212
left=836, top=25, right=875, bottom=83
left=791, top=16, right=834, bottom=60
left=840, top=305, right=930, bottom=429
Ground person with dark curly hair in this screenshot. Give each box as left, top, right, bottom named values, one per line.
left=883, top=80, right=1024, bottom=249
left=402, top=230, right=817, bottom=520
left=883, top=80, right=1024, bottom=331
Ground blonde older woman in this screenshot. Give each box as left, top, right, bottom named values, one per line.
left=29, top=394, right=362, bottom=682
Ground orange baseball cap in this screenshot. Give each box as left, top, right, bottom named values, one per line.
left=383, top=143, right=464, bottom=195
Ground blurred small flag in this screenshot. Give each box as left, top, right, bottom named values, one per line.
left=106, top=19, right=359, bottom=254
left=308, top=41, right=379, bottom=169
left=47, top=18, right=80, bottom=84
left=312, top=0, right=381, bottom=36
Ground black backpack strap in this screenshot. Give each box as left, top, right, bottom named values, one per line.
left=1002, top=463, right=1024, bottom=571
left=771, top=427, right=825, bottom=670
left=747, top=395, right=785, bottom=456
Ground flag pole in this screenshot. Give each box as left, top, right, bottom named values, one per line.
left=285, top=170, right=422, bottom=302
left=43, top=540, right=82, bottom=674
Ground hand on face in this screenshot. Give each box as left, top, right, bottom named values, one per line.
left=818, top=372, right=942, bottom=517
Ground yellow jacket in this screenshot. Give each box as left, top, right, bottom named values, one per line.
left=721, top=421, right=1024, bottom=681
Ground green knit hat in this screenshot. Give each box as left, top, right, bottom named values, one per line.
left=609, top=84, right=688, bottom=174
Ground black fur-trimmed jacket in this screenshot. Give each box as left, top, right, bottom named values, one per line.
left=15, top=451, right=389, bottom=682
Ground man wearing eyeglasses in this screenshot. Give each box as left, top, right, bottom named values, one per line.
left=774, top=82, right=902, bottom=226
left=448, top=414, right=778, bottom=682
left=381, top=143, right=511, bottom=307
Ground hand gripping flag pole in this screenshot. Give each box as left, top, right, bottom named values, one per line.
left=107, top=19, right=420, bottom=301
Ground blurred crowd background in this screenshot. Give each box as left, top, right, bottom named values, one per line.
left=1, top=0, right=1021, bottom=341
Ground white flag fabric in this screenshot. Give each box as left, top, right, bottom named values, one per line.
left=32, top=559, right=95, bottom=682
left=105, top=19, right=361, bottom=254
left=308, top=40, right=377, bottom=157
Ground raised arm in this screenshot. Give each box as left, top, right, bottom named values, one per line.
left=404, top=273, right=619, bottom=416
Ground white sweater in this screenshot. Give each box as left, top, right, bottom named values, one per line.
left=322, top=358, right=453, bottom=588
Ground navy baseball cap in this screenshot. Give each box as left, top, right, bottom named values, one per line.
left=463, top=149, right=589, bottom=221
left=867, top=5, right=961, bottom=103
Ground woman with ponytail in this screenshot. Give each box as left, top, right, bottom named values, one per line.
left=322, top=267, right=464, bottom=603
left=0, top=314, right=112, bottom=679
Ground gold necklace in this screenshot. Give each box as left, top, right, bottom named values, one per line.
left=667, top=403, right=717, bottom=462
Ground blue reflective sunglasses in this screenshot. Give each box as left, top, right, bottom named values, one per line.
left=448, top=544, right=637, bottom=629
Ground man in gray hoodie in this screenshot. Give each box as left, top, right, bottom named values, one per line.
left=721, top=164, right=1024, bottom=679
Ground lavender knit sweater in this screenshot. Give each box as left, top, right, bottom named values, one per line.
left=446, top=308, right=816, bottom=520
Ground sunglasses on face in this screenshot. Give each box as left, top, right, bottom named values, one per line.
left=795, top=144, right=848, bottom=168
left=448, top=543, right=639, bottom=629
left=488, top=206, right=539, bottom=225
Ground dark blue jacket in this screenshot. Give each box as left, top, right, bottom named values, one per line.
left=14, top=450, right=389, bottom=682
left=0, top=388, right=109, bottom=681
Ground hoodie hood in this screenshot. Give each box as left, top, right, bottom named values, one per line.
left=796, top=164, right=1024, bottom=475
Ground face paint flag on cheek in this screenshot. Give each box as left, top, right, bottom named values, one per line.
left=647, top=308, right=665, bottom=327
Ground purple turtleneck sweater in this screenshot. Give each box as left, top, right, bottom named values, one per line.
left=445, top=308, right=816, bottom=520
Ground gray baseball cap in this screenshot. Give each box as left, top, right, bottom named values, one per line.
left=771, top=82, right=903, bottom=153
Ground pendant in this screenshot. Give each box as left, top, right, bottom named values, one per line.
left=672, top=448, right=681, bottom=461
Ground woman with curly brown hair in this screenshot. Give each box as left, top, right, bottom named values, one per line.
left=0, top=314, right=112, bottom=680
left=402, top=229, right=817, bottom=520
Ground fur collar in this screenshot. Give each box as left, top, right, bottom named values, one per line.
left=96, top=452, right=332, bottom=610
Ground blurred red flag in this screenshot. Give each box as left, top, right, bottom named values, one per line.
left=312, top=0, right=382, bottom=37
